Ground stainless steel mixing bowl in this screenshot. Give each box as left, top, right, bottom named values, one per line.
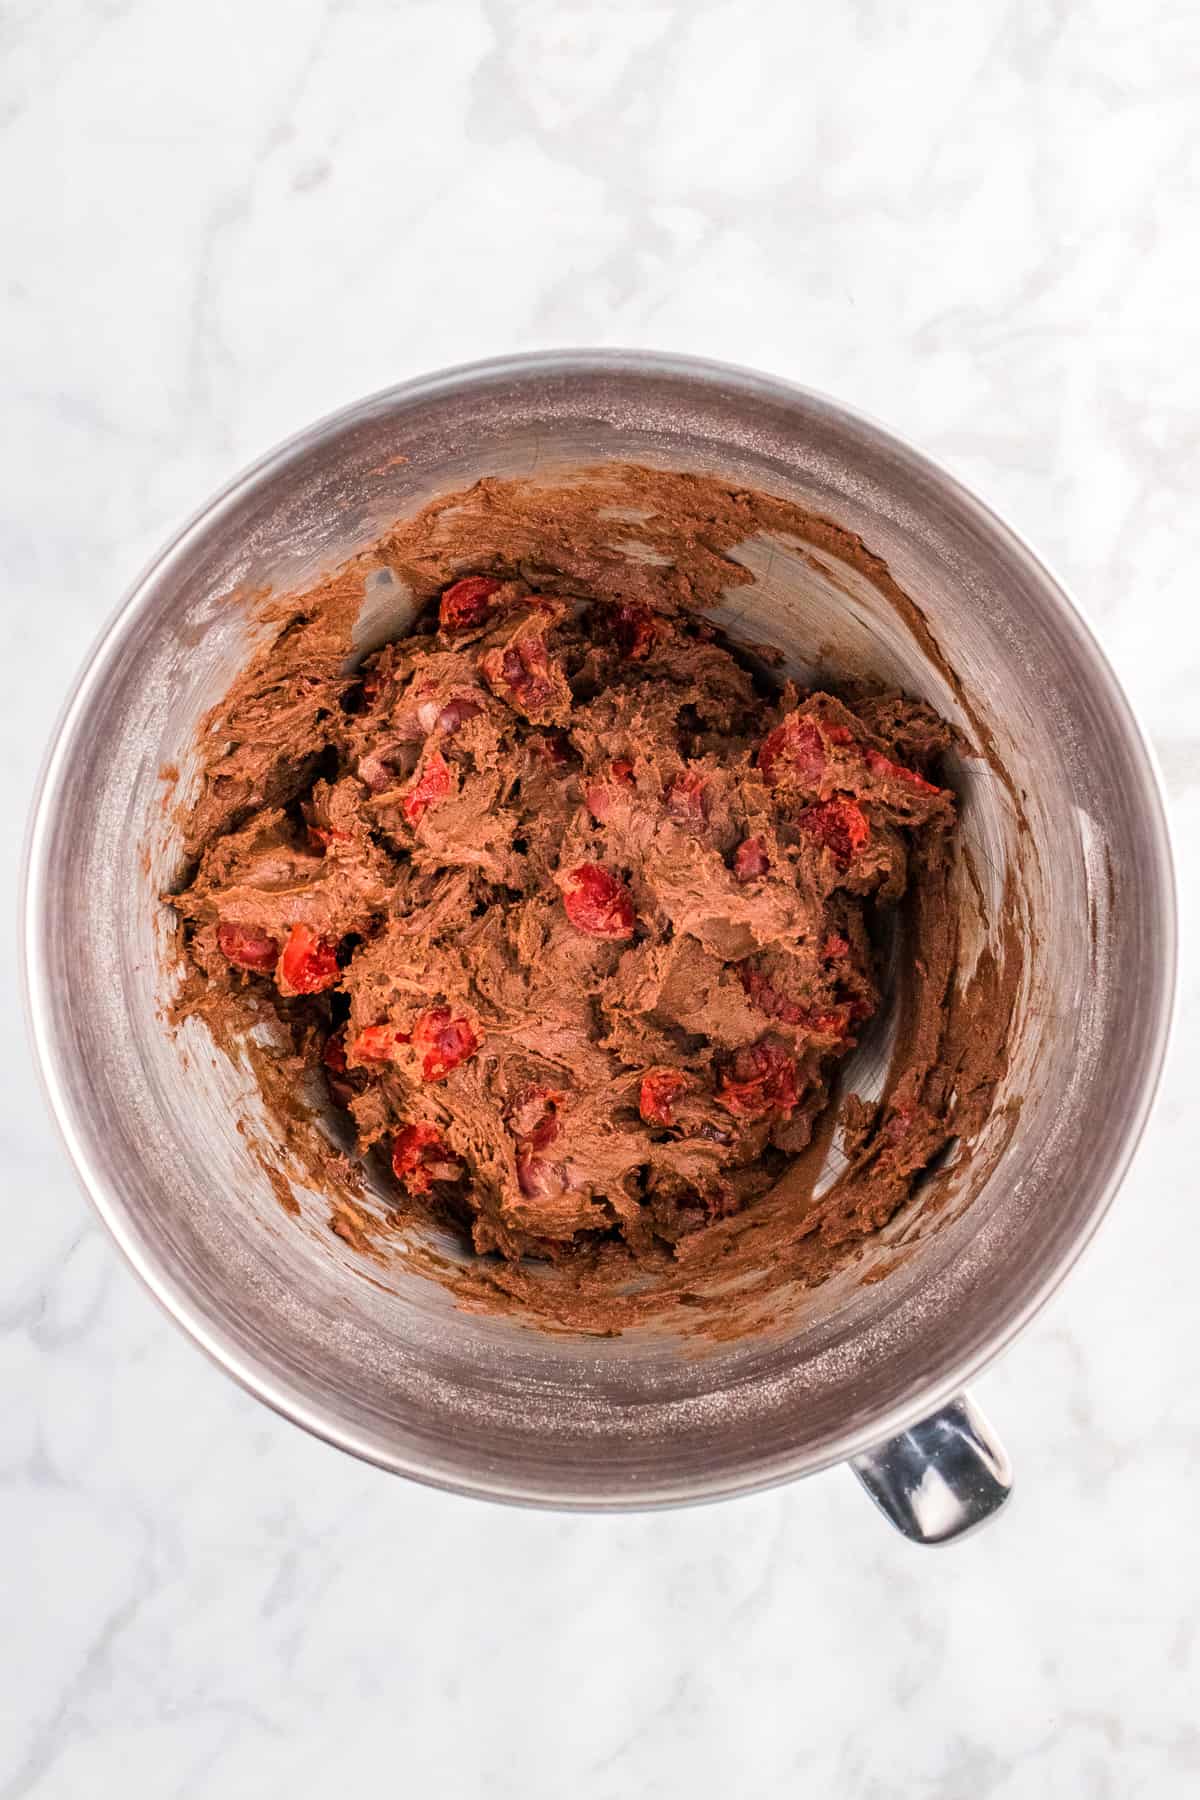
left=22, top=352, right=1175, bottom=1541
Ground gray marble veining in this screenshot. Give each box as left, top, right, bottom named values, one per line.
left=3, top=1, right=1199, bottom=1794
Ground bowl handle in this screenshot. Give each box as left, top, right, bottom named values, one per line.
left=850, top=1393, right=1012, bottom=1544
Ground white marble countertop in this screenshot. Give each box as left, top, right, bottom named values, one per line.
left=4, top=2, right=1199, bottom=1794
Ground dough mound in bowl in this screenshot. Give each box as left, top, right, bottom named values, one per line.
left=166, top=465, right=1014, bottom=1336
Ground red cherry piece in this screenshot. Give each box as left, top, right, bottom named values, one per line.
left=350, top=1023, right=408, bottom=1063
left=278, top=923, right=340, bottom=994
left=516, top=1147, right=571, bottom=1200
left=802, top=1007, right=852, bottom=1039
left=865, top=748, right=941, bottom=794
left=392, top=1122, right=460, bottom=1194
left=357, top=746, right=405, bottom=793
left=796, top=798, right=869, bottom=867
left=507, top=1075, right=572, bottom=1199
left=585, top=760, right=636, bottom=822
left=738, top=965, right=853, bottom=1040
left=217, top=922, right=279, bottom=972
left=583, top=784, right=608, bottom=823
left=306, top=822, right=352, bottom=853
left=667, top=769, right=707, bottom=826
left=639, top=1069, right=687, bottom=1128
left=561, top=863, right=636, bottom=940
left=440, top=576, right=503, bottom=633
left=738, top=963, right=805, bottom=1025
left=716, top=1039, right=800, bottom=1118
left=508, top=1086, right=563, bottom=1151
left=436, top=695, right=482, bottom=735
left=609, top=603, right=663, bottom=660
left=484, top=636, right=559, bottom=716
left=402, top=751, right=452, bottom=826
left=410, top=1008, right=481, bottom=1083
left=757, top=714, right=828, bottom=789
left=733, top=836, right=770, bottom=882
left=322, top=1032, right=348, bottom=1074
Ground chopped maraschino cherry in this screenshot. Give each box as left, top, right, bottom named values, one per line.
left=585, top=760, right=636, bottom=821
left=480, top=636, right=558, bottom=716
left=410, top=1008, right=481, bottom=1082
left=440, top=576, right=503, bottom=633
left=738, top=963, right=805, bottom=1024
left=435, top=694, right=482, bottom=735
left=561, top=863, right=636, bottom=939
left=865, top=748, right=941, bottom=794
left=509, top=1087, right=563, bottom=1150
left=403, top=752, right=452, bottom=826
left=392, top=1123, right=461, bottom=1193
left=217, top=922, right=279, bottom=972
left=609, top=602, right=663, bottom=660
left=349, top=1024, right=407, bottom=1063
left=349, top=1010, right=479, bottom=1082
left=716, top=1039, right=800, bottom=1117
left=667, top=769, right=707, bottom=826
left=796, top=798, right=869, bottom=867
left=757, top=715, right=827, bottom=788
left=733, top=837, right=770, bottom=882
left=639, top=1069, right=687, bottom=1127
left=278, top=924, right=340, bottom=994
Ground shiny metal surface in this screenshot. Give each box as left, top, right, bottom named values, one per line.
left=851, top=1395, right=1013, bottom=1544
left=22, top=351, right=1176, bottom=1517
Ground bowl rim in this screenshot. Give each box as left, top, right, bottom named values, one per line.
left=20, top=347, right=1179, bottom=1510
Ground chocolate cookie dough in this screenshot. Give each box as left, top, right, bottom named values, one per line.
left=168, top=466, right=1016, bottom=1335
